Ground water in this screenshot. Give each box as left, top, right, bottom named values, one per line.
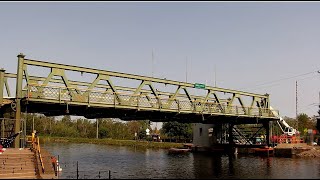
left=43, top=142, right=320, bottom=179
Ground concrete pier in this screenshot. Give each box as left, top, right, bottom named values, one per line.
left=274, top=143, right=311, bottom=157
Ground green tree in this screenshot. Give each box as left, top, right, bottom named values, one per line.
left=297, top=113, right=316, bottom=136
left=161, top=121, right=192, bottom=142
left=98, top=127, right=109, bottom=138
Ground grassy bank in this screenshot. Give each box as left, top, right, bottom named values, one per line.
left=40, top=136, right=185, bottom=149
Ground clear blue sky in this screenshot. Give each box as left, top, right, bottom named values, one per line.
left=1, top=2, right=320, bottom=120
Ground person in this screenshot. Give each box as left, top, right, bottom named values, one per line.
left=32, top=130, right=37, bottom=143
left=51, top=156, right=57, bottom=175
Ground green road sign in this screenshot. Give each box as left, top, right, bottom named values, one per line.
left=194, top=83, right=206, bottom=89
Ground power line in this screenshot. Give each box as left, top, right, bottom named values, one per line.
left=240, top=70, right=320, bottom=91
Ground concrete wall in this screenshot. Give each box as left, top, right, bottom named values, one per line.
left=192, top=123, right=215, bottom=148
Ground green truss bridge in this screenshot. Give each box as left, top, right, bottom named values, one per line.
left=0, top=53, right=280, bottom=147
left=0, top=53, right=280, bottom=122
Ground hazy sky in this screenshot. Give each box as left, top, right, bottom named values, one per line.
left=1, top=2, right=320, bottom=121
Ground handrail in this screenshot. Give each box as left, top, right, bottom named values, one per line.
left=23, top=84, right=279, bottom=118
left=30, top=133, right=45, bottom=173
left=37, top=137, right=45, bottom=173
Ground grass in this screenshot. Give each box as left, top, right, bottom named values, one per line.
left=40, top=136, right=185, bottom=149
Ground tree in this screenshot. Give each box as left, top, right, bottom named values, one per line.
left=161, top=121, right=192, bottom=142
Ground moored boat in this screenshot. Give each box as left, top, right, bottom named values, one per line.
left=168, top=148, right=191, bottom=154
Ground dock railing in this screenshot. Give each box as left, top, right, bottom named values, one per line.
left=277, top=136, right=304, bottom=144
left=27, top=133, right=45, bottom=173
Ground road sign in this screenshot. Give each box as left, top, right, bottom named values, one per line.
left=194, top=83, right=206, bottom=89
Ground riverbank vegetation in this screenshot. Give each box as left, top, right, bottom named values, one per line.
left=4, top=111, right=319, bottom=147
left=18, top=113, right=193, bottom=143
left=40, top=136, right=185, bottom=149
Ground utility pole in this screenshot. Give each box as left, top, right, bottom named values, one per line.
left=96, top=119, right=99, bottom=139
left=214, top=64, right=217, bottom=87
left=152, top=49, right=154, bottom=78
left=151, top=49, right=157, bottom=130
left=296, top=80, right=298, bottom=130
left=186, top=57, right=188, bottom=83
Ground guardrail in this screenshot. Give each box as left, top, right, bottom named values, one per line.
left=23, top=84, right=278, bottom=118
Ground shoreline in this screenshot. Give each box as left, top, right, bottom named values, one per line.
left=40, top=136, right=185, bottom=149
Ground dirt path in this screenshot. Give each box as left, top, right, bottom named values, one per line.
left=296, top=146, right=320, bottom=158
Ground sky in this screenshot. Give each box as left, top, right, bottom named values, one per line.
left=1, top=2, right=320, bottom=127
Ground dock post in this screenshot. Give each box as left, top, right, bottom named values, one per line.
left=77, top=161, right=79, bottom=179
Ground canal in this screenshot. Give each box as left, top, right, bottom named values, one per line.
left=43, top=142, right=320, bottom=179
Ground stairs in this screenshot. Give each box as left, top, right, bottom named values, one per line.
left=0, top=148, right=38, bottom=179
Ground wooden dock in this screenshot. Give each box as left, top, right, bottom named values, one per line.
left=0, top=148, right=57, bottom=179
left=0, top=148, right=38, bottom=179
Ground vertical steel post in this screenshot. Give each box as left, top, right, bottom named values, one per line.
left=24, top=107, right=27, bottom=148
left=1, top=119, right=4, bottom=139
left=265, top=122, right=270, bottom=147
left=296, top=81, right=298, bottom=131
left=0, top=68, right=5, bottom=106
left=96, top=119, right=99, bottom=139
left=77, top=161, right=79, bottom=179
left=14, top=53, right=25, bottom=148
left=0, top=69, right=4, bottom=141
left=228, top=123, right=234, bottom=155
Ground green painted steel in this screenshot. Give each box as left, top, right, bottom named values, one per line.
left=14, top=53, right=25, bottom=148
left=1, top=54, right=279, bottom=123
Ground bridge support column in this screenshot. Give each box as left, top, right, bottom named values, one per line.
left=228, top=123, right=237, bottom=155
left=14, top=53, right=25, bottom=148
left=264, top=121, right=271, bottom=147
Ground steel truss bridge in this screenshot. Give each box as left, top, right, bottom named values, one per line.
left=0, top=53, right=280, bottom=147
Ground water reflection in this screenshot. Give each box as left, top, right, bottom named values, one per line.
left=43, top=142, right=320, bottom=179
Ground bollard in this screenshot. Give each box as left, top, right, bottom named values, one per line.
left=77, top=161, right=79, bottom=179
left=109, top=170, right=111, bottom=179
left=98, top=171, right=100, bottom=179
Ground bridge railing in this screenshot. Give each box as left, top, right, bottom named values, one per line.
left=23, top=84, right=278, bottom=118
